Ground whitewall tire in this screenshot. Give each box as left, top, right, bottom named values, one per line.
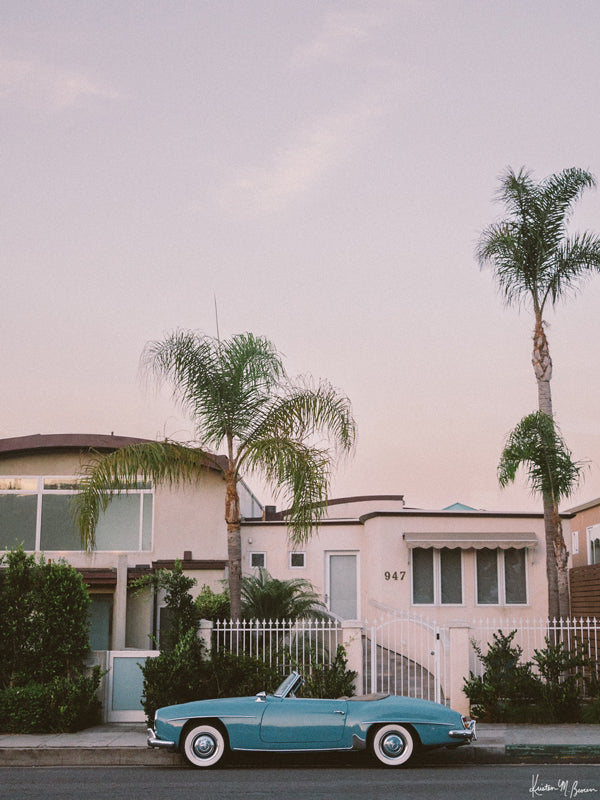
left=371, top=724, right=415, bottom=767
left=182, top=723, right=227, bottom=768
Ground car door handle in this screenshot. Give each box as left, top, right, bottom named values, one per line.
left=333, top=710, right=345, bottom=715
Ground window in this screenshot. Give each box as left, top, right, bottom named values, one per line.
left=0, top=476, right=153, bottom=552
left=250, top=552, right=265, bottom=568
left=412, top=547, right=462, bottom=605
left=289, top=552, right=305, bottom=568
left=476, top=548, right=527, bottom=605
left=587, top=525, right=600, bottom=565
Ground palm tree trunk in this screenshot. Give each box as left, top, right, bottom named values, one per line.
left=552, top=506, right=570, bottom=619
left=532, top=316, right=553, bottom=415
left=532, top=315, right=569, bottom=621
left=224, top=467, right=242, bottom=621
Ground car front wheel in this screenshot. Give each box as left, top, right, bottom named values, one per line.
left=182, top=723, right=227, bottom=768
left=371, top=724, right=415, bottom=767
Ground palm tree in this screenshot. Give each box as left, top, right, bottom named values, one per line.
left=73, top=331, right=356, bottom=620
left=477, top=166, right=600, bottom=619
left=498, top=412, right=585, bottom=619
left=241, top=568, right=328, bottom=621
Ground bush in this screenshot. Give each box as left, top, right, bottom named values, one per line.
left=300, top=646, right=357, bottom=699
left=0, top=668, right=102, bottom=733
left=0, top=547, right=92, bottom=687
left=463, top=631, right=540, bottom=721
left=141, top=636, right=358, bottom=723
left=195, top=584, right=231, bottom=622
left=140, top=630, right=282, bottom=723
left=0, top=546, right=102, bottom=732
left=464, top=629, right=597, bottom=723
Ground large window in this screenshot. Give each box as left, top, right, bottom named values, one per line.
left=412, top=547, right=462, bottom=605
left=0, top=477, right=153, bottom=552
left=476, top=547, right=527, bottom=605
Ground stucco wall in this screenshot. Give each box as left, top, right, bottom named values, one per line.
left=243, top=509, right=553, bottom=622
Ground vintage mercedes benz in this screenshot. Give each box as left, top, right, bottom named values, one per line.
left=147, top=671, right=476, bottom=767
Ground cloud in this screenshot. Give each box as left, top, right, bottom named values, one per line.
left=0, top=57, right=119, bottom=110
left=217, top=100, right=383, bottom=214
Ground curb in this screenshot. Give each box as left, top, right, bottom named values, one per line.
left=2, top=744, right=599, bottom=768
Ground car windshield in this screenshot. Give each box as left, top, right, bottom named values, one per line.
left=273, top=672, right=301, bottom=698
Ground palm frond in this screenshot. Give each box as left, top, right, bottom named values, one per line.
left=477, top=166, right=598, bottom=315
left=142, top=331, right=286, bottom=447
left=498, top=412, right=586, bottom=504
left=72, top=441, right=219, bottom=550
left=241, top=436, right=331, bottom=544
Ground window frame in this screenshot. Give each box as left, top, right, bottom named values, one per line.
left=289, top=551, right=306, bottom=569
left=249, top=551, right=266, bottom=569
left=411, top=547, right=464, bottom=607
left=475, top=547, right=529, bottom=606
left=0, top=475, right=154, bottom=552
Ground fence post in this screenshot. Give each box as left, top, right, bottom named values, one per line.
left=198, top=618, right=213, bottom=653
left=447, top=622, right=470, bottom=715
left=341, top=620, right=364, bottom=695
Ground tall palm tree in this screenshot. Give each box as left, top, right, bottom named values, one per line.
left=477, top=166, right=600, bottom=619
left=73, top=331, right=356, bottom=620
left=498, top=412, right=585, bottom=619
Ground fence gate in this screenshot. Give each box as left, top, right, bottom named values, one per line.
left=364, top=611, right=448, bottom=704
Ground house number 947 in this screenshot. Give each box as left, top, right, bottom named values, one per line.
left=384, top=571, right=405, bottom=581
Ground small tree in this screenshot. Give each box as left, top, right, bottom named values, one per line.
left=131, top=559, right=198, bottom=650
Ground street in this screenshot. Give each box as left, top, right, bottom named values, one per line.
left=1, top=763, right=599, bottom=800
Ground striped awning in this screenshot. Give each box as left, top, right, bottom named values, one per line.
left=403, top=531, right=537, bottom=550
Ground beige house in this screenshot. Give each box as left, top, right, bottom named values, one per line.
left=243, top=497, right=551, bottom=624
left=0, top=434, right=559, bottom=646
left=0, top=434, right=259, bottom=651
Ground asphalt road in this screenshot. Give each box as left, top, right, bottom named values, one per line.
left=1, top=764, right=600, bottom=800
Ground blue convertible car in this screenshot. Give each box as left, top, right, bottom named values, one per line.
left=148, top=671, right=476, bottom=768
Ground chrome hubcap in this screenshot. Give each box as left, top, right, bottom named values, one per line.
left=381, top=733, right=405, bottom=757
left=193, top=734, right=217, bottom=759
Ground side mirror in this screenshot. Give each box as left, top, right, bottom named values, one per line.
left=255, top=691, right=266, bottom=702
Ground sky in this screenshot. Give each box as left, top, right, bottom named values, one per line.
left=2, top=0, right=600, bottom=514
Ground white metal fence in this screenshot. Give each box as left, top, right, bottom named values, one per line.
left=211, top=618, right=344, bottom=674
left=97, top=615, right=599, bottom=721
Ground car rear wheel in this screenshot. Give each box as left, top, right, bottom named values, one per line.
left=182, top=723, right=227, bottom=768
left=371, top=724, right=415, bottom=767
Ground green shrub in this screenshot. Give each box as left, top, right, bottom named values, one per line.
left=532, top=638, right=586, bottom=722
left=463, top=631, right=540, bottom=721
left=0, top=668, right=102, bottom=733
left=195, top=584, right=231, bottom=622
left=581, top=698, right=600, bottom=724
left=0, top=547, right=92, bottom=687
left=464, top=629, right=597, bottom=723
left=300, top=646, right=357, bottom=699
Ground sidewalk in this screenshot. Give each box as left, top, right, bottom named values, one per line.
left=0, top=723, right=599, bottom=767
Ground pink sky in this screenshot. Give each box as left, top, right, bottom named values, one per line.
left=2, top=1, right=600, bottom=513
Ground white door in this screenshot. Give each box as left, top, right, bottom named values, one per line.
left=327, top=553, right=358, bottom=619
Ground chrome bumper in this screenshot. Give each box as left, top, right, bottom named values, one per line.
left=449, top=719, right=477, bottom=742
left=147, top=727, right=177, bottom=751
